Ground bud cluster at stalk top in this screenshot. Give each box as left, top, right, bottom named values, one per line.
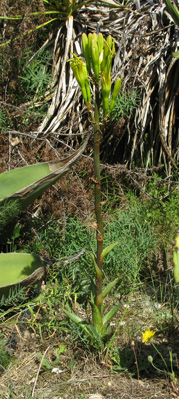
left=68, top=33, right=121, bottom=117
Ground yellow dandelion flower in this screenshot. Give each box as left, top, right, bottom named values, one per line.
left=142, top=329, right=155, bottom=343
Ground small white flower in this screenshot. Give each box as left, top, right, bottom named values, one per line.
left=51, top=368, right=63, bottom=374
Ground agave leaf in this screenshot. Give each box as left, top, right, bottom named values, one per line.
left=85, top=324, right=104, bottom=349
left=0, top=253, right=46, bottom=298
left=0, top=138, right=88, bottom=224
left=101, top=241, right=119, bottom=260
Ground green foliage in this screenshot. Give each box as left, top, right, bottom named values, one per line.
left=0, top=340, right=11, bottom=371
left=0, top=200, right=22, bottom=238
left=110, top=90, right=140, bottom=121
left=0, top=286, right=28, bottom=312
left=25, top=198, right=156, bottom=294
left=142, top=175, right=179, bottom=240
left=19, top=48, right=52, bottom=101
left=104, top=200, right=156, bottom=283
left=173, top=232, right=179, bottom=285
left=25, top=216, right=89, bottom=258
left=0, top=108, right=8, bottom=133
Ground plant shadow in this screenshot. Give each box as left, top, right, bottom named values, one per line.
left=112, top=339, right=179, bottom=380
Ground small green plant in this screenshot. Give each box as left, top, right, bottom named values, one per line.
left=20, top=48, right=52, bottom=101
left=0, top=108, right=8, bottom=132
left=37, top=344, right=67, bottom=371
left=0, top=199, right=22, bottom=239
left=110, top=89, right=140, bottom=121
left=142, top=329, right=178, bottom=384
left=0, top=285, right=28, bottom=311
left=0, top=339, right=12, bottom=370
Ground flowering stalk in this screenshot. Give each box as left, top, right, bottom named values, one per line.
left=66, top=32, right=122, bottom=342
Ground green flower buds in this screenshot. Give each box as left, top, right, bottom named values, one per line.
left=101, top=35, right=115, bottom=75
left=91, top=34, right=100, bottom=81
left=82, top=33, right=91, bottom=74
left=69, top=33, right=121, bottom=116
left=68, top=55, right=91, bottom=107
left=97, top=32, right=104, bottom=64
left=109, top=77, right=121, bottom=114
left=102, top=71, right=111, bottom=116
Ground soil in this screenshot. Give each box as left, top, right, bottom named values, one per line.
left=0, top=132, right=179, bottom=399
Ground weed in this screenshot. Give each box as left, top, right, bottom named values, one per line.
left=142, top=329, right=178, bottom=384
left=0, top=108, right=8, bottom=132
left=19, top=48, right=52, bottom=101
left=0, top=200, right=22, bottom=243
left=0, top=286, right=29, bottom=311
left=0, top=339, right=11, bottom=370
left=103, top=199, right=156, bottom=285
left=110, top=89, right=140, bottom=121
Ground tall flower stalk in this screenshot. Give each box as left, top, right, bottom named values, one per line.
left=66, top=32, right=121, bottom=345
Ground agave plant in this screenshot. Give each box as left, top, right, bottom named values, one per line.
left=0, top=138, right=88, bottom=296
left=0, top=138, right=88, bottom=237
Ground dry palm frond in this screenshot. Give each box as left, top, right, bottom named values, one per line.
left=100, top=0, right=179, bottom=171
left=35, top=0, right=178, bottom=173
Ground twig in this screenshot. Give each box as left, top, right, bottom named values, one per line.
left=31, top=345, right=50, bottom=397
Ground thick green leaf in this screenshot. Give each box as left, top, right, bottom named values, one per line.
left=101, top=241, right=119, bottom=260
left=64, top=309, right=84, bottom=324
left=0, top=139, right=88, bottom=228
left=0, top=253, right=46, bottom=297
left=85, top=324, right=104, bottom=349
left=64, top=309, right=95, bottom=339
left=97, top=277, right=119, bottom=303
left=91, top=302, right=103, bottom=328
left=88, top=252, right=102, bottom=277
left=102, top=305, right=120, bottom=327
